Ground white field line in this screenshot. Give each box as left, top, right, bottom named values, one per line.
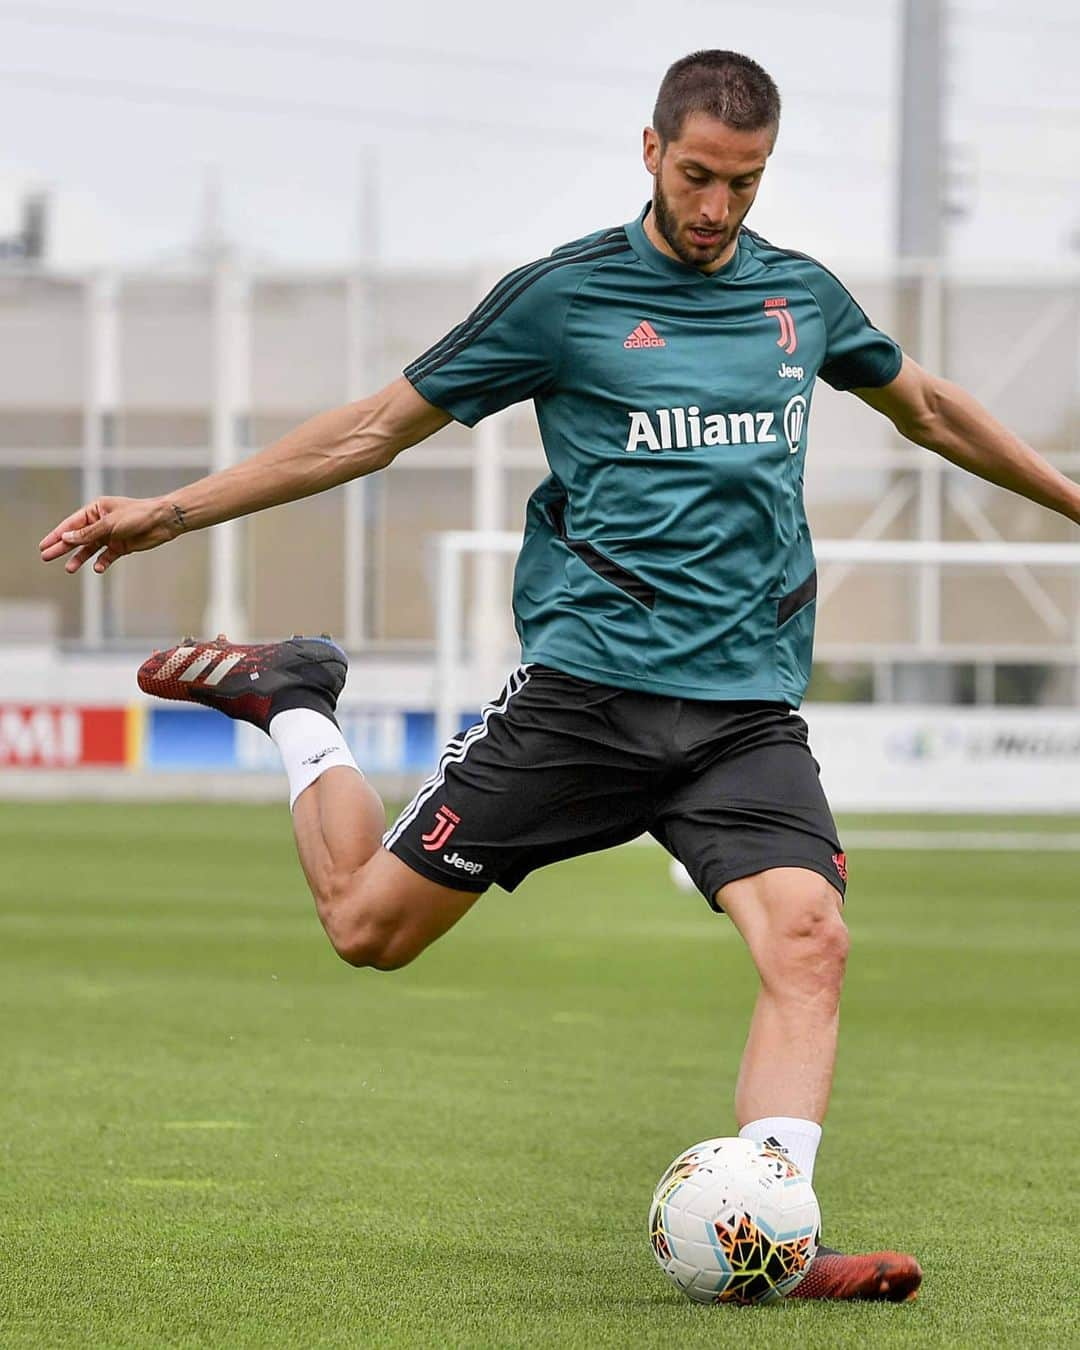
left=631, top=831, right=1080, bottom=852
left=841, top=830, right=1080, bottom=851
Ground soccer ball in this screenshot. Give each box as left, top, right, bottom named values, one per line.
left=669, top=858, right=696, bottom=893
left=648, top=1137, right=820, bottom=1305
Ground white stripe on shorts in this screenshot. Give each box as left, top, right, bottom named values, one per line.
left=383, top=665, right=532, bottom=851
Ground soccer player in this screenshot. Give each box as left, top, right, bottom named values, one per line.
left=40, top=51, right=1079, bottom=1301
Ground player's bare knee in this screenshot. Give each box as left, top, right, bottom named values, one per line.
left=814, top=907, right=849, bottom=987
left=328, top=915, right=419, bottom=971
left=335, top=933, right=414, bottom=971
left=313, top=868, right=405, bottom=969
left=793, top=906, right=848, bottom=993
left=762, top=890, right=848, bottom=995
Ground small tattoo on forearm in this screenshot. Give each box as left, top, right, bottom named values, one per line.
left=171, top=503, right=188, bottom=531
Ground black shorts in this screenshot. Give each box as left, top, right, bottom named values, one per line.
left=384, top=665, right=846, bottom=908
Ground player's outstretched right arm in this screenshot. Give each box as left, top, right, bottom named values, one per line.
left=38, top=377, right=451, bottom=576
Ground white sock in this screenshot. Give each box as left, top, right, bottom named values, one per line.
left=739, top=1116, right=823, bottom=1182
left=268, top=708, right=361, bottom=809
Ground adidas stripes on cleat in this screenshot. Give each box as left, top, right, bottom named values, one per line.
left=136, top=634, right=348, bottom=734
left=788, top=1245, right=923, bottom=1302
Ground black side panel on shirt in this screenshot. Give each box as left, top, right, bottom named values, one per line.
left=777, top=569, right=818, bottom=626
left=547, top=499, right=657, bottom=610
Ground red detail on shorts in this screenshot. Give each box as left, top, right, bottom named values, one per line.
left=832, top=852, right=848, bottom=882
left=421, top=804, right=461, bottom=852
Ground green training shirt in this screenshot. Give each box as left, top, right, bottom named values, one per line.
left=404, top=204, right=902, bottom=706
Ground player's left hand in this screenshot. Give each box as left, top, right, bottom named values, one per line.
left=38, top=495, right=178, bottom=575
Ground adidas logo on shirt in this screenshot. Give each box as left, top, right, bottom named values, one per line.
left=623, top=320, right=666, bottom=349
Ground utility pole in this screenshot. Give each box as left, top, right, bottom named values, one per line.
left=344, top=149, right=381, bottom=648
left=198, top=166, right=251, bottom=640
left=896, top=0, right=949, bottom=704
left=194, top=165, right=229, bottom=265
left=0, top=190, right=49, bottom=262
left=897, top=0, right=944, bottom=260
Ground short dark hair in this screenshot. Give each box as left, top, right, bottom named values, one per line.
left=652, top=50, right=781, bottom=144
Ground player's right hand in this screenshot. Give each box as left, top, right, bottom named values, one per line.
left=39, top=495, right=181, bottom=575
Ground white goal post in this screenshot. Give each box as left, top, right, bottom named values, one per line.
left=433, top=531, right=1080, bottom=752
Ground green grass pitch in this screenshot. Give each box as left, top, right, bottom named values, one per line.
left=1, top=803, right=1077, bottom=1348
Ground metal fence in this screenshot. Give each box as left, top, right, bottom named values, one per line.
left=2, top=258, right=1078, bottom=704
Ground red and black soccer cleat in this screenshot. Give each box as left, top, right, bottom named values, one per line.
left=137, top=634, right=347, bottom=734
left=788, top=1244, right=922, bottom=1301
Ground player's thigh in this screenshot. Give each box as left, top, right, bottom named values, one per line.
left=653, top=707, right=848, bottom=911
left=383, top=664, right=659, bottom=895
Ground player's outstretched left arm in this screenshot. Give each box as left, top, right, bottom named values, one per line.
left=39, top=378, right=451, bottom=575
left=855, top=355, right=1080, bottom=526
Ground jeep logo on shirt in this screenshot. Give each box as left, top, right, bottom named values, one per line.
left=625, top=406, right=778, bottom=453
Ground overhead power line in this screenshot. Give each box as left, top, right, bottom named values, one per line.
left=7, top=3, right=1075, bottom=122
left=952, top=3, right=1080, bottom=35
left=0, top=1, right=888, bottom=107
left=0, top=68, right=891, bottom=167
left=0, top=68, right=635, bottom=149
left=1, top=1, right=631, bottom=86
left=950, top=98, right=1080, bottom=121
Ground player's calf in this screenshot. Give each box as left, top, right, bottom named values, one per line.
left=720, top=867, right=849, bottom=1147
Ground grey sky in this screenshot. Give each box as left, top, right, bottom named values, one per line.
left=1, top=0, right=1077, bottom=270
